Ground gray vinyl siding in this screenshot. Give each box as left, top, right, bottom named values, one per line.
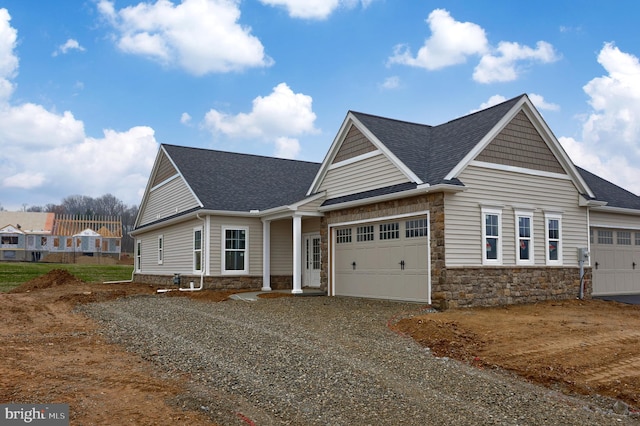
left=332, top=125, right=376, bottom=164
left=139, top=177, right=200, bottom=226
left=138, top=219, right=199, bottom=275
left=589, top=210, right=640, bottom=230
left=271, top=220, right=293, bottom=275
left=151, top=151, right=178, bottom=186
left=318, top=153, right=409, bottom=199
left=210, top=216, right=263, bottom=276
left=444, top=165, right=588, bottom=267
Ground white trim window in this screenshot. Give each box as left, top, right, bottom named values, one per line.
left=482, top=207, right=502, bottom=265
left=136, top=240, right=141, bottom=272
left=222, top=226, right=248, bottom=274
left=193, top=227, right=203, bottom=273
left=545, top=213, right=562, bottom=265
left=158, top=235, right=164, bottom=264
left=515, top=210, right=534, bottom=265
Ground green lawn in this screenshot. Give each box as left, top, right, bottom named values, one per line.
left=0, top=262, right=134, bottom=292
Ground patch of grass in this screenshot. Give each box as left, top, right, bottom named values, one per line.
left=0, top=262, right=134, bottom=292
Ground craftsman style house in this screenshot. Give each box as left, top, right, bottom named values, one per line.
left=131, top=95, right=640, bottom=308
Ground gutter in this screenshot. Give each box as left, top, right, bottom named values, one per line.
left=318, top=183, right=465, bottom=212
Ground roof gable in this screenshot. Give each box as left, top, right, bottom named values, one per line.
left=476, top=110, right=565, bottom=174
left=162, top=144, right=321, bottom=212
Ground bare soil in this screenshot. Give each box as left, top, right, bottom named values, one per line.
left=0, top=269, right=238, bottom=425
left=391, top=299, right=640, bottom=410
left=2, top=270, right=639, bottom=424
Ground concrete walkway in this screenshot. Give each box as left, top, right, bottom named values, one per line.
left=229, top=288, right=325, bottom=301
left=594, top=294, right=640, bottom=305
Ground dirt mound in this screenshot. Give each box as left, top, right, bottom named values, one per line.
left=9, top=269, right=85, bottom=293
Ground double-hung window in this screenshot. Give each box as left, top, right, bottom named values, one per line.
left=193, top=227, right=202, bottom=273
left=158, top=235, right=164, bottom=264
left=135, top=240, right=141, bottom=272
left=482, top=207, right=502, bottom=265
left=515, top=210, right=534, bottom=265
left=545, top=213, right=562, bottom=265
left=222, top=227, right=248, bottom=274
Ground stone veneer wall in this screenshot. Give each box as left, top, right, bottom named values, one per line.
left=133, top=274, right=293, bottom=290
left=320, top=191, right=592, bottom=310
left=433, top=267, right=592, bottom=310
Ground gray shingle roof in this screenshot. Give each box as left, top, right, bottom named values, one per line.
left=162, top=144, right=321, bottom=212
left=576, top=166, right=640, bottom=210
left=351, top=94, right=522, bottom=184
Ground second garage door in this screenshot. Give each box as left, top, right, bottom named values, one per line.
left=333, top=215, right=430, bottom=302
left=591, top=228, right=640, bottom=295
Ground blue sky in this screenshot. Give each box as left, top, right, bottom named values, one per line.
left=1, top=0, right=639, bottom=211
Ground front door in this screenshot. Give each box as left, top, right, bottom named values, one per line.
left=304, top=234, right=321, bottom=287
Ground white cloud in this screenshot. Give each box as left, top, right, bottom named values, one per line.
left=389, top=9, right=558, bottom=83
left=560, top=43, right=640, bottom=196
left=0, top=8, right=18, bottom=101
left=203, top=82, right=317, bottom=157
left=380, top=76, right=400, bottom=90
left=473, top=41, right=558, bottom=83
left=97, top=0, right=273, bottom=75
left=0, top=10, right=158, bottom=209
left=180, top=112, right=192, bottom=124
left=529, top=93, right=559, bottom=111
left=259, top=0, right=373, bottom=20
left=52, top=39, right=86, bottom=57
left=274, top=137, right=301, bottom=159
left=471, top=94, right=507, bottom=113
left=389, top=9, right=487, bottom=70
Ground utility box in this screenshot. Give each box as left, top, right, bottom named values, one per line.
left=173, top=273, right=181, bottom=285
left=578, top=248, right=589, bottom=262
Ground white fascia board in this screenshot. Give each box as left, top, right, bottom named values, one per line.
left=318, top=184, right=465, bottom=212
left=307, top=112, right=423, bottom=196
left=579, top=197, right=607, bottom=207
left=590, top=205, right=640, bottom=216
left=130, top=209, right=256, bottom=236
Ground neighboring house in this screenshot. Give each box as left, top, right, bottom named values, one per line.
left=131, top=94, right=640, bottom=308
left=0, top=212, right=122, bottom=262
left=0, top=212, right=55, bottom=261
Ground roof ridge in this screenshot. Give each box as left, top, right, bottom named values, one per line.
left=162, top=143, right=321, bottom=165
left=349, top=111, right=433, bottom=128
left=437, top=93, right=527, bottom=127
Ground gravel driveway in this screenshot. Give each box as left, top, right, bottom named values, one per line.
left=80, top=295, right=635, bottom=425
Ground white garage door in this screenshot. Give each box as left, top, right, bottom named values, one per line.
left=333, top=215, right=430, bottom=302
left=591, top=228, right=640, bottom=295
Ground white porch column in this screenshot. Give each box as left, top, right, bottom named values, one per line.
left=261, top=219, right=271, bottom=291
left=292, top=215, right=303, bottom=294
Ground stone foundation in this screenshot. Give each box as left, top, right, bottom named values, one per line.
left=432, top=266, right=592, bottom=310
left=133, top=274, right=294, bottom=290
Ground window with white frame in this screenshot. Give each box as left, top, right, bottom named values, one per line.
left=193, top=227, right=202, bottom=273
left=515, top=210, right=534, bottom=264
left=158, top=235, right=164, bottom=264
left=545, top=213, right=562, bottom=265
left=482, top=207, right=502, bottom=264
left=222, top=227, right=247, bottom=274
left=597, top=230, right=613, bottom=244
left=136, top=240, right=141, bottom=272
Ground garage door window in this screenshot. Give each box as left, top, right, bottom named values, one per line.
left=598, top=230, right=613, bottom=244
left=357, top=225, right=374, bottom=242
left=337, top=228, right=352, bottom=243
left=379, top=223, right=399, bottom=240
left=617, top=231, right=631, bottom=245
left=406, top=219, right=428, bottom=238
left=636, top=232, right=640, bottom=245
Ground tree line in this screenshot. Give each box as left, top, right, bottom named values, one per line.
left=1, top=194, right=138, bottom=253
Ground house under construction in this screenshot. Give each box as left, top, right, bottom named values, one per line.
left=0, top=212, right=122, bottom=262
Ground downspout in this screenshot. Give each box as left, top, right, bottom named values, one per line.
left=179, top=213, right=206, bottom=291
